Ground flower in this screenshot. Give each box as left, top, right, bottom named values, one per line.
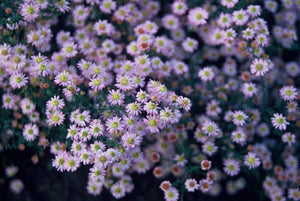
left=47, top=111, right=65, bottom=126
left=271, top=113, right=289, bottom=131
left=221, top=0, right=238, bottom=8
left=164, top=187, right=179, bottom=201
left=231, top=129, right=246, bottom=145
left=282, top=132, right=295, bottom=146
left=232, top=111, right=248, bottom=126
left=9, top=73, right=28, bottom=89
left=202, top=120, right=220, bottom=137
left=199, top=179, right=212, bottom=192
left=198, top=67, right=215, bottom=82
left=244, top=152, right=261, bottom=169
left=182, top=37, right=198, bottom=53
left=108, top=89, right=125, bottom=105
left=20, top=3, right=39, bottom=22
left=162, top=14, right=180, bottom=30
left=188, top=7, right=208, bottom=26
left=121, top=132, right=141, bottom=149
left=5, top=165, right=19, bottom=178
left=250, top=58, right=269, bottom=76
left=280, top=85, right=298, bottom=101
left=185, top=179, right=199, bottom=192
left=106, top=116, right=124, bottom=134
left=223, top=159, right=241, bottom=176
left=9, top=179, right=24, bottom=194
left=288, top=188, right=300, bottom=201
left=232, top=9, right=249, bottom=26
left=23, top=123, right=39, bottom=141
left=52, top=151, right=68, bottom=172
left=172, top=1, right=188, bottom=16
left=46, top=96, right=65, bottom=111
left=241, top=82, right=257, bottom=97
left=144, top=115, right=161, bottom=133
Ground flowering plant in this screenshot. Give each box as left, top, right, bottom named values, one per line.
left=0, top=0, right=299, bottom=201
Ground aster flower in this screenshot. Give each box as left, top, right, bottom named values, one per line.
left=244, top=152, right=261, bottom=169
left=100, top=0, right=116, bottom=13
left=221, top=0, right=238, bottom=8
left=164, top=187, right=179, bottom=201
left=199, top=179, right=212, bottom=193
left=75, top=110, right=91, bottom=127
left=2, top=93, right=15, bottom=109
left=217, top=13, right=232, bottom=28
left=202, top=120, right=220, bottom=137
left=9, top=179, right=24, bottom=194
left=250, top=58, right=269, bottom=76
left=188, top=7, right=208, bottom=26
left=23, top=123, right=39, bottom=141
left=47, top=111, right=65, bottom=126
left=5, top=165, right=19, bottom=178
left=286, top=101, right=298, bottom=113
left=223, top=158, right=241, bottom=176
left=271, top=113, right=289, bottom=131
left=280, top=85, right=298, bottom=101
left=232, top=110, right=248, bottom=126
left=46, top=96, right=65, bottom=111
left=185, top=179, right=199, bottom=192
left=20, top=3, right=39, bottom=22
left=144, top=115, right=160, bottom=133
left=20, top=98, right=35, bottom=115
left=241, top=82, right=257, bottom=97
left=52, top=151, right=68, bottom=172
left=125, top=102, right=142, bottom=116
left=54, top=71, right=72, bottom=86
left=182, top=37, right=198, bottom=53
left=115, top=75, right=134, bottom=91
left=282, top=132, right=295, bottom=146
left=162, top=14, right=180, bottom=30
left=106, top=116, right=124, bottom=134
left=55, top=0, right=70, bottom=13
left=177, top=96, right=191, bottom=111
left=108, top=89, right=125, bottom=105
left=198, top=67, right=215, bottom=82
left=9, top=73, right=28, bottom=89
left=202, top=141, right=218, bottom=156
left=232, top=9, right=249, bottom=26
left=288, top=188, right=300, bottom=201
left=172, top=1, right=188, bottom=16
left=65, top=155, right=80, bottom=172
left=62, top=42, right=78, bottom=58
left=231, top=129, right=246, bottom=145
left=247, top=5, right=261, bottom=17
left=121, top=132, right=141, bottom=149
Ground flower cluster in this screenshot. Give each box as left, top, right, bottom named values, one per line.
left=0, top=0, right=299, bottom=201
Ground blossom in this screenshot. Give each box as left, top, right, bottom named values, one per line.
left=188, top=7, right=208, bottom=26
left=250, top=58, right=269, bottom=76
left=279, top=85, right=298, bottom=101
left=223, top=159, right=241, bottom=176
left=9, top=73, right=28, bottom=89
left=23, top=123, right=39, bottom=141
left=232, top=111, right=248, bottom=126
left=20, top=3, right=39, bottom=22
left=185, top=179, right=199, bottom=192
left=244, top=152, right=261, bottom=169
left=9, top=179, right=24, bottom=194
left=47, top=111, right=65, bottom=126
left=121, top=132, right=141, bottom=149
left=271, top=113, right=289, bottom=131
left=198, top=67, right=215, bottom=82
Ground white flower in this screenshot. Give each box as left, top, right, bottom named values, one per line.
left=271, top=113, right=289, bottom=131
left=280, top=85, right=298, bottom=101
left=244, top=152, right=261, bottom=169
